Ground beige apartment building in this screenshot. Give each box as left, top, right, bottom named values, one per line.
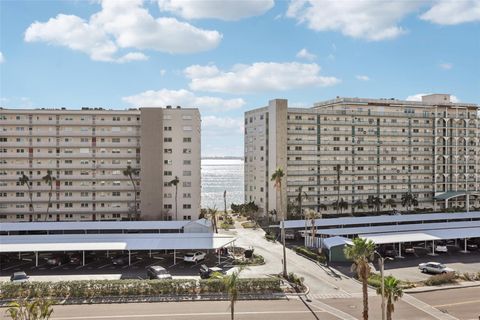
left=0, top=106, right=201, bottom=222
left=245, top=94, right=480, bottom=217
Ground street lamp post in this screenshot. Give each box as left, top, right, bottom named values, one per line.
left=374, top=251, right=393, bottom=320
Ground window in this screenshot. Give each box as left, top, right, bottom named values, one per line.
left=112, top=192, right=121, bottom=196
left=183, top=204, right=191, bottom=209
left=164, top=171, right=172, bottom=176
left=183, top=148, right=191, bottom=154
left=183, top=137, right=191, bottom=142
left=164, top=204, right=173, bottom=209
left=183, top=126, right=192, bottom=131
left=183, top=160, right=191, bottom=165
left=164, top=149, right=172, bottom=154
left=112, top=138, right=120, bottom=143
left=164, top=160, right=172, bottom=165
left=164, top=137, right=172, bottom=142
left=164, top=126, right=172, bottom=131
left=183, top=181, right=191, bottom=187
left=183, top=171, right=191, bottom=176
left=182, top=115, right=192, bottom=120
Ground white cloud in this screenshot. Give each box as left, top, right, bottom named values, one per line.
left=406, top=93, right=459, bottom=103
left=184, top=62, right=340, bottom=94
left=439, top=62, right=453, bottom=70
left=202, top=115, right=244, bottom=134
left=24, top=0, right=221, bottom=62
left=420, top=0, right=480, bottom=25
left=286, top=0, right=422, bottom=41
left=158, top=0, right=274, bottom=21
left=296, top=48, right=316, bottom=61
left=122, top=88, right=245, bottom=112
left=0, top=52, right=4, bottom=63
left=356, top=75, right=370, bottom=81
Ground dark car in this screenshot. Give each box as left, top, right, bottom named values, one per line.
left=146, top=266, right=172, bottom=280
left=199, top=264, right=223, bottom=279
left=384, top=247, right=397, bottom=258
left=10, top=271, right=29, bottom=283
left=111, top=255, right=130, bottom=265
left=46, top=254, right=70, bottom=266
left=69, top=252, right=96, bottom=264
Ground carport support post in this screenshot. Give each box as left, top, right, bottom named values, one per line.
left=128, top=250, right=131, bottom=266
left=35, top=252, right=38, bottom=267
left=173, top=249, right=176, bottom=265
left=461, top=238, right=469, bottom=253
left=82, top=251, right=85, bottom=266
left=218, top=248, right=221, bottom=265
left=429, top=240, right=436, bottom=256
left=396, top=243, right=404, bottom=259
left=149, top=250, right=152, bottom=258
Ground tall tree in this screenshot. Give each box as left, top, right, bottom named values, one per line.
left=373, top=196, right=383, bottom=213
left=401, top=192, right=418, bottom=212
left=271, top=167, right=287, bottom=278
left=305, top=210, right=321, bottom=247
left=333, top=198, right=348, bottom=215
left=367, top=195, right=375, bottom=213
left=376, top=276, right=404, bottom=320
left=18, top=174, right=34, bottom=218
left=296, top=185, right=309, bottom=218
left=123, top=165, right=140, bottom=221
left=215, top=267, right=245, bottom=320
left=41, top=170, right=56, bottom=221
left=385, top=198, right=396, bottom=211
left=354, top=199, right=364, bottom=215
left=169, top=176, right=180, bottom=221
left=344, top=237, right=376, bottom=320
left=223, top=190, right=227, bottom=218
left=207, top=206, right=219, bottom=233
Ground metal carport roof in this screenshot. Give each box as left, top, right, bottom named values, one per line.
left=275, top=211, right=480, bottom=229
left=0, top=233, right=236, bottom=253
left=361, top=227, right=480, bottom=244
left=315, top=220, right=480, bottom=236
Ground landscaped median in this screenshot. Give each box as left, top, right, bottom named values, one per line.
left=292, top=246, right=326, bottom=264
left=0, top=278, right=283, bottom=305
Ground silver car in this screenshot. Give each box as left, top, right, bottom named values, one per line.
left=418, top=262, right=454, bottom=274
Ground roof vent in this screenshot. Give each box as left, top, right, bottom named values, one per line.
left=176, top=105, right=181, bottom=109
left=166, top=105, right=172, bottom=109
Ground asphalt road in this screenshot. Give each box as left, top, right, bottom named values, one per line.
left=411, top=286, right=480, bottom=320
left=34, top=300, right=341, bottom=320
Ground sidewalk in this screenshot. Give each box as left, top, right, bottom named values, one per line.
left=405, top=280, right=480, bottom=293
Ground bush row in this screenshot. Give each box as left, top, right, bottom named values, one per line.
left=0, top=278, right=282, bottom=300
left=367, top=273, right=414, bottom=289
left=424, top=272, right=457, bottom=286
left=233, top=254, right=265, bottom=266
left=293, top=246, right=326, bottom=264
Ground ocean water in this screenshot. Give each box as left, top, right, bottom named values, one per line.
left=201, top=159, right=244, bottom=209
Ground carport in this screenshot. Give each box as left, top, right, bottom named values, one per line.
left=361, top=227, right=480, bottom=257
left=0, top=233, right=236, bottom=267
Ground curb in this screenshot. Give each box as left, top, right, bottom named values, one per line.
left=405, top=281, right=480, bottom=294
left=0, top=292, right=288, bottom=307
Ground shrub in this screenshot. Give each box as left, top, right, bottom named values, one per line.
left=241, top=221, right=257, bottom=228
left=368, top=273, right=415, bottom=289
left=461, top=272, right=479, bottom=281
left=198, top=278, right=281, bottom=294
left=293, top=246, right=326, bottom=264
left=233, top=254, right=265, bottom=266
left=424, top=272, right=457, bottom=286
left=265, top=232, right=276, bottom=242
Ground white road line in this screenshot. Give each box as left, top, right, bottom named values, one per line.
left=51, top=310, right=327, bottom=319
left=402, top=294, right=459, bottom=320
left=308, top=299, right=358, bottom=320
left=433, top=299, right=480, bottom=308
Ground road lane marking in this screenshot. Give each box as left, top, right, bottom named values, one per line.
left=308, top=299, right=357, bottom=320
left=433, top=299, right=480, bottom=308
left=51, top=310, right=327, bottom=319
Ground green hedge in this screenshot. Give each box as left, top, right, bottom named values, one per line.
left=293, top=246, right=326, bottom=263
left=0, top=278, right=281, bottom=301
left=198, top=278, right=281, bottom=294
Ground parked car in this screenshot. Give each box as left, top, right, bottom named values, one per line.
left=199, top=264, right=223, bottom=279
left=10, top=271, right=29, bottom=283
left=384, top=246, right=397, bottom=258
left=404, top=245, right=415, bottom=254
left=146, top=266, right=172, bottom=280
left=467, top=242, right=478, bottom=251
left=183, top=251, right=206, bottom=263
left=435, top=244, right=448, bottom=253
left=418, top=262, right=454, bottom=274
left=69, top=252, right=96, bottom=264
left=46, top=254, right=70, bottom=266
left=111, top=255, right=130, bottom=265
left=285, top=231, right=296, bottom=240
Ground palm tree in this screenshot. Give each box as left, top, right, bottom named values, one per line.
left=304, top=210, right=321, bottom=247
left=373, top=196, right=383, bottom=213
left=376, top=276, right=404, bottom=320
left=385, top=198, right=396, bottom=211
left=271, top=167, right=287, bottom=278
left=354, top=199, right=364, bottom=215
left=338, top=198, right=348, bottom=214
left=401, top=192, right=418, bottom=212
left=6, top=297, right=54, bottom=320
left=168, top=176, right=180, bottom=221
left=42, top=170, right=56, bottom=221
left=123, top=165, right=140, bottom=221
left=344, top=237, right=376, bottom=320
left=207, top=206, right=219, bottom=233
left=223, top=190, right=227, bottom=218
left=296, top=185, right=309, bottom=218
left=18, top=173, right=34, bottom=218
left=215, top=267, right=245, bottom=320
left=366, top=195, right=375, bottom=213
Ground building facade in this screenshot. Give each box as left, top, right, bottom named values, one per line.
left=245, top=94, right=479, bottom=217
left=0, top=106, right=201, bottom=222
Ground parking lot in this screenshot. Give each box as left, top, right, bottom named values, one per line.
left=0, top=250, right=235, bottom=281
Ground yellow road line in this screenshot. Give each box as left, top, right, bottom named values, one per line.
left=433, top=299, right=480, bottom=308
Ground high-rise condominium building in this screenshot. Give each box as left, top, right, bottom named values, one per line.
left=0, top=106, right=201, bottom=222
left=245, top=94, right=479, bottom=217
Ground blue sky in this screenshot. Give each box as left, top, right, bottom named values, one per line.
left=1, top=0, right=479, bottom=157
